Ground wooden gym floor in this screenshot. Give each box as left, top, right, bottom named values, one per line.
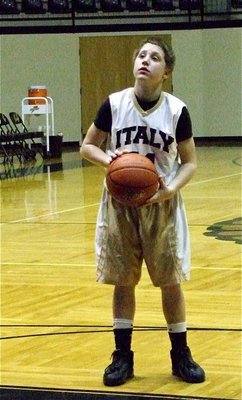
left=0, top=143, right=241, bottom=400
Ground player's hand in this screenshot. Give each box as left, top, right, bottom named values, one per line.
left=145, top=176, right=175, bottom=204
left=107, top=149, right=130, bottom=164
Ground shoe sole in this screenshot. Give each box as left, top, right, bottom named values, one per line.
left=172, top=371, right=205, bottom=383
left=103, top=372, right=134, bottom=386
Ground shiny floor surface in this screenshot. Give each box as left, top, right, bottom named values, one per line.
left=1, top=145, right=241, bottom=400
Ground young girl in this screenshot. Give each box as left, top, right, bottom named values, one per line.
left=80, top=37, right=205, bottom=386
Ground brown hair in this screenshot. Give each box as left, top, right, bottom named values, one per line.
left=133, top=37, right=176, bottom=71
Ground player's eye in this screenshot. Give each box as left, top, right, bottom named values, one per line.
left=152, top=54, right=160, bottom=61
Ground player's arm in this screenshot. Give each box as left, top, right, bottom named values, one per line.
left=168, top=137, right=197, bottom=193
left=149, top=137, right=196, bottom=202
left=148, top=106, right=197, bottom=202
left=81, top=99, right=125, bottom=167
left=80, top=123, right=111, bottom=168
left=80, top=123, right=125, bottom=168
left=167, top=110, right=197, bottom=195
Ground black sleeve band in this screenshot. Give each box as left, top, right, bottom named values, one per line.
left=176, top=107, right=193, bottom=143
left=94, top=98, right=112, bottom=132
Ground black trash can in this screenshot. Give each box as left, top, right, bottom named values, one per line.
left=42, top=134, right=63, bottom=158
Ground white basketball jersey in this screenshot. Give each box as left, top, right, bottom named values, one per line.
left=95, top=87, right=191, bottom=285
left=106, top=88, right=187, bottom=184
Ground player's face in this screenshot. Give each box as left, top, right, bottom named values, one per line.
left=133, top=43, right=169, bottom=85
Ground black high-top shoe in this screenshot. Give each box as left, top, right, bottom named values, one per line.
left=170, top=346, right=205, bottom=383
left=103, top=349, right=134, bottom=386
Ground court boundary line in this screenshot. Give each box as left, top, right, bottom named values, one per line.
left=6, top=203, right=100, bottom=224
left=187, top=172, right=241, bottom=186
left=1, top=325, right=241, bottom=341
left=0, top=385, right=237, bottom=400
left=1, top=262, right=240, bottom=271
left=3, top=172, right=241, bottom=224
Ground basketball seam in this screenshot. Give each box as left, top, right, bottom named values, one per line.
left=107, top=178, right=158, bottom=189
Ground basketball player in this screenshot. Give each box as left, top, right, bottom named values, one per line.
left=80, top=37, right=205, bottom=386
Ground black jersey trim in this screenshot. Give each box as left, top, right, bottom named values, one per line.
left=176, top=107, right=193, bottom=143
left=94, top=97, right=112, bottom=133
left=94, top=97, right=193, bottom=143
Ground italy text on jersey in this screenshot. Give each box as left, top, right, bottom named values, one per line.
left=115, top=126, right=174, bottom=153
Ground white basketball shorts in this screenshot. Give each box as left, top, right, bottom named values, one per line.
left=95, top=189, right=190, bottom=287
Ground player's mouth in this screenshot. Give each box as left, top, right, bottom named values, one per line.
left=138, top=67, right=150, bottom=74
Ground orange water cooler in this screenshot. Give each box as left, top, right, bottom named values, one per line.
left=28, top=85, right=48, bottom=105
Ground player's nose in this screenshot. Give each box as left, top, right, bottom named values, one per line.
left=142, top=58, right=149, bottom=65
left=142, top=55, right=150, bottom=65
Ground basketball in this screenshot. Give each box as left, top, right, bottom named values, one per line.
left=106, top=153, right=159, bottom=207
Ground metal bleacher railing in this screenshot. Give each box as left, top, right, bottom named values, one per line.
left=0, top=0, right=241, bottom=33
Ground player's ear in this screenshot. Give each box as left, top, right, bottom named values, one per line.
left=163, top=68, right=171, bottom=80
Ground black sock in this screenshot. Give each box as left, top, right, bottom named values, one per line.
left=114, top=328, right=133, bottom=353
left=169, top=331, right=187, bottom=351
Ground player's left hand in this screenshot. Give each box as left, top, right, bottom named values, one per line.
left=145, top=176, right=175, bottom=204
